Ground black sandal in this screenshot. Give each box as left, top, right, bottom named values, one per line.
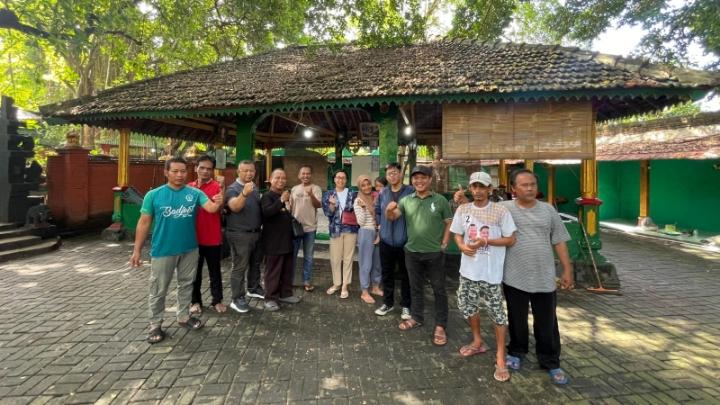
left=178, top=317, right=203, bottom=330
left=147, top=327, right=165, bottom=344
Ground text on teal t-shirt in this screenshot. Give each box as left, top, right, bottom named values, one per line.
left=140, top=184, right=209, bottom=257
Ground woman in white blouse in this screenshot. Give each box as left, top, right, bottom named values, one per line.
left=354, top=175, right=383, bottom=303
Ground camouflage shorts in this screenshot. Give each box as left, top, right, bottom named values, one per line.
left=457, top=276, right=507, bottom=325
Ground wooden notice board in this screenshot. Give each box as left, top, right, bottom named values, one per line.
left=442, top=101, right=594, bottom=160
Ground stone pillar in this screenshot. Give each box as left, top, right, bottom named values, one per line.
left=369, top=104, right=399, bottom=176
left=103, top=128, right=130, bottom=240
left=0, top=97, right=10, bottom=222
left=49, top=133, right=90, bottom=226
left=637, top=160, right=655, bottom=228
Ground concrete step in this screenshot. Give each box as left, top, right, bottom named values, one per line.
left=0, top=223, right=21, bottom=232
left=0, top=235, right=42, bottom=251
left=0, top=227, right=33, bottom=240
left=0, top=237, right=61, bottom=263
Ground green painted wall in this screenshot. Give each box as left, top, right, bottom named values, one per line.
left=535, top=164, right=582, bottom=216
left=536, top=160, right=720, bottom=233
left=648, top=160, right=720, bottom=232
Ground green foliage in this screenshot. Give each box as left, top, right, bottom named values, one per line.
left=448, top=0, right=515, bottom=41
left=604, top=102, right=703, bottom=125
left=543, top=0, right=719, bottom=69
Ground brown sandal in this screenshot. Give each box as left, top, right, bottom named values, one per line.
left=432, top=327, right=447, bottom=346
left=189, top=303, right=203, bottom=316
left=459, top=344, right=488, bottom=357
left=494, top=364, right=511, bottom=382
left=398, top=319, right=422, bottom=331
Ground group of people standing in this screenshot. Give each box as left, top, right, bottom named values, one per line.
left=130, top=155, right=574, bottom=386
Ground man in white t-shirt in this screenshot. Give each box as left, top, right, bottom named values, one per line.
left=290, top=165, right=323, bottom=292
left=450, top=171, right=516, bottom=382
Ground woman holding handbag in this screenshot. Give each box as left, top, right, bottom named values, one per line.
left=354, top=175, right=383, bottom=304
left=322, top=169, right=359, bottom=299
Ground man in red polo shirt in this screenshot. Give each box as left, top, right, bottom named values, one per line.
left=189, top=155, right=226, bottom=314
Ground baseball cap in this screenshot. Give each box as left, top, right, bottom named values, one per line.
left=468, top=171, right=492, bottom=187
left=410, top=165, right=433, bottom=177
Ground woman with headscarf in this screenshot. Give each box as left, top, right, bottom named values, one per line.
left=354, top=174, right=383, bottom=304
left=322, top=169, right=359, bottom=299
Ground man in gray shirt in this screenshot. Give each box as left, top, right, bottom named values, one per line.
left=225, top=160, right=265, bottom=313
left=501, top=169, right=574, bottom=385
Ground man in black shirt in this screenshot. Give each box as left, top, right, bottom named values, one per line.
left=260, top=169, right=302, bottom=311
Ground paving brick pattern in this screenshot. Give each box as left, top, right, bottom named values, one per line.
left=0, top=231, right=718, bottom=404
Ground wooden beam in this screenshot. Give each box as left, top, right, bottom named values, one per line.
left=273, top=113, right=335, bottom=137
left=153, top=118, right=214, bottom=132
left=324, top=111, right=337, bottom=133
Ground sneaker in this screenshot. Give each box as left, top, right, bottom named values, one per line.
left=278, top=295, right=302, bottom=304
left=401, top=307, right=412, bottom=320
left=264, top=300, right=280, bottom=311
left=374, top=304, right=394, bottom=316
left=246, top=289, right=265, bottom=299
left=229, top=298, right=250, bottom=313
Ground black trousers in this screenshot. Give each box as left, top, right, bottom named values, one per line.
left=191, top=245, right=223, bottom=306
left=405, top=250, right=448, bottom=328
left=264, top=254, right=294, bottom=302
left=503, top=283, right=561, bottom=370
left=380, top=242, right=412, bottom=309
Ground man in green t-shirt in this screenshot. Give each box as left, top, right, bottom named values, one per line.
left=130, top=157, right=223, bottom=344
left=386, top=165, right=452, bottom=346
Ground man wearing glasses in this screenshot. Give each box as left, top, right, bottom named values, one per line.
left=373, top=163, right=414, bottom=319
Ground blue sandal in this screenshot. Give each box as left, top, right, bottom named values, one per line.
left=549, top=368, right=569, bottom=385
left=505, top=355, right=522, bottom=370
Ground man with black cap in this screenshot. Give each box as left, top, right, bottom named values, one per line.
left=385, top=165, right=452, bottom=346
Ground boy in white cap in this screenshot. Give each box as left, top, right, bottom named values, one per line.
left=450, top=171, right=516, bottom=382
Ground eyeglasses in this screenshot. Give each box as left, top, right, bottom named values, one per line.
left=386, top=171, right=400, bottom=176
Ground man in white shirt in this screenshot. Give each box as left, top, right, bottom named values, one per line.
left=450, top=171, right=516, bottom=382
left=290, top=165, right=322, bottom=292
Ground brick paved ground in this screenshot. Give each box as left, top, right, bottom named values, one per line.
left=0, top=231, right=718, bottom=404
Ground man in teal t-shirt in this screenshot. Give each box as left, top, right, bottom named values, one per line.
left=130, top=157, right=223, bottom=344
left=386, top=165, right=452, bottom=346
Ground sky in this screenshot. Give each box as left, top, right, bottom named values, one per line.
left=593, top=25, right=719, bottom=112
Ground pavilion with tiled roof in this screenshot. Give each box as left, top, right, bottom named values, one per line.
left=39, top=40, right=720, bottom=285
left=41, top=40, right=719, bottom=149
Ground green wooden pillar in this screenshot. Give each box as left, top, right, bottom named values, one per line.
left=235, top=114, right=259, bottom=163
left=369, top=104, right=399, bottom=176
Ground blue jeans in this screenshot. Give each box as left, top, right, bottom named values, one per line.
left=357, top=227, right=381, bottom=289
left=293, top=231, right=317, bottom=284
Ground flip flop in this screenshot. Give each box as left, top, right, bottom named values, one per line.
left=178, top=317, right=204, bottom=330
left=549, top=368, right=569, bottom=385
left=213, top=303, right=227, bottom=313
left=361, top=294, right=375, bottom=304
left=459, top=344, right=488, bottom=357
left=432, top=327, right=447, bottom=346
left=147, top=327, right=165, bottom=344
left=506, top=355, right=522, bottom=370
left=494, top=364, right=511, bottom=382
left=304, top=284, right=315, bottom=292
left=189, top=303, right=203, bottom=316
left=398, top=319, right=422, bottom=331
